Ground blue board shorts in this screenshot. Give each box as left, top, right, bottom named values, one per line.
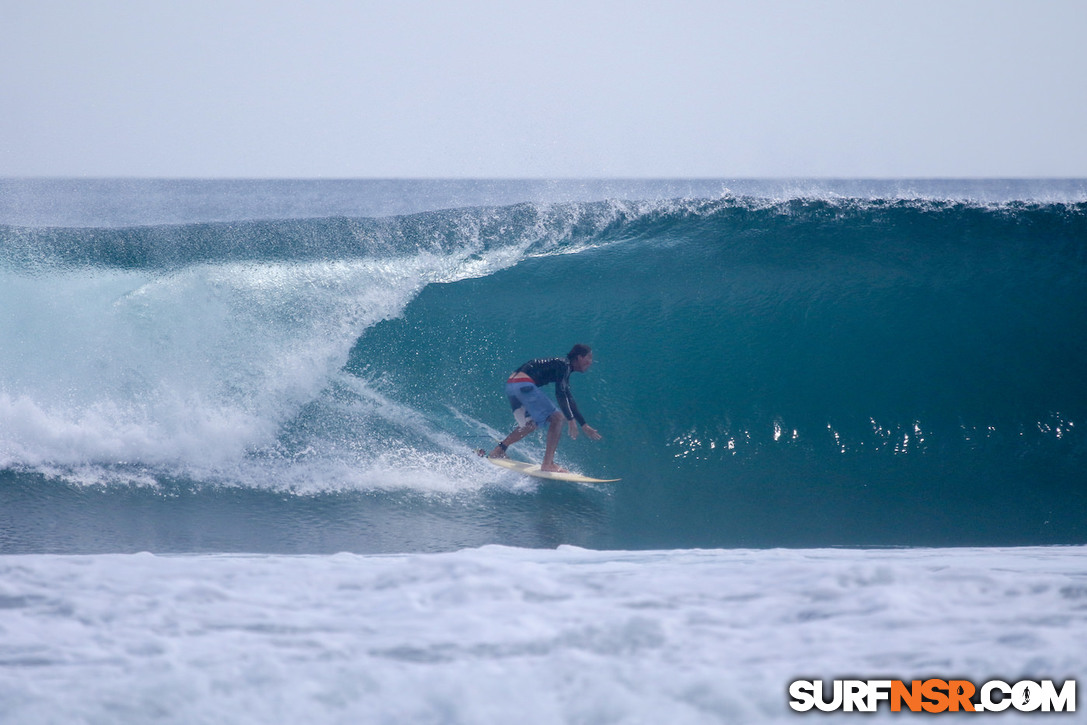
left=505, top=375, right=559, bottom=428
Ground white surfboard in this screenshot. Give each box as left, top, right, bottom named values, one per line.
left=481, top=455, right=620, bottom=483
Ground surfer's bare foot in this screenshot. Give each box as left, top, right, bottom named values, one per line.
left=540, top=462, right=569, bottom=473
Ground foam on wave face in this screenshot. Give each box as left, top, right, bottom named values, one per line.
left=0, top=254, right=501, bottom=486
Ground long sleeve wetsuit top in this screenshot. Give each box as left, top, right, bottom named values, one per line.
left=514, top=358, right=586, bottom=425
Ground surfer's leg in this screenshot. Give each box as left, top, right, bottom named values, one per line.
left=493, top=383, right=556, bottom=459
left=489, top=420, right=535, bottom=458
left=540, top=411, right=569, bottom=472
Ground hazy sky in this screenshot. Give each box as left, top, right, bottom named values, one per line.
left=2, top=0, right=1085, bottom=178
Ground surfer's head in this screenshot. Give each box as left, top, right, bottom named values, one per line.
left=568, top=343, right=593, bottom=372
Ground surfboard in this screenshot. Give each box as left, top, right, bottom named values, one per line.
left=479, top=453, right=620, bottom=483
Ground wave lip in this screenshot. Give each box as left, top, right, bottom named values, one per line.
left=0, top=198, right=649, bottom=270
left=4, top=178, right=1086, bottom=228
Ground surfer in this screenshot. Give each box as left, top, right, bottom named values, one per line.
left=485, top=344, right=602, bottom=472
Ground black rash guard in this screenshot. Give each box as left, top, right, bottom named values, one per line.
left=514, top=357, right=586, bottom=425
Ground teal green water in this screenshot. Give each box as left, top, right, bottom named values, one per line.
left=350, top=198, right=1087, bottom=548
left=2, top=184, right=1085, bottom=552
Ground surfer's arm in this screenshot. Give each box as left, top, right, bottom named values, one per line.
left=555, top=378, right=586, bottom=425
left=567, top=420, right=600, bottom=440
left=557, top=384, right=600, bottom=440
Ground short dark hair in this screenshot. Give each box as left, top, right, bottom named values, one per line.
left=567, top=343, right=592, bottom=361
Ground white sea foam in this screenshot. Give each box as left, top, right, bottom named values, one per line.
left=0, top=243, right=532, bottom=487
left=0, top=545, right=1082, bottom=724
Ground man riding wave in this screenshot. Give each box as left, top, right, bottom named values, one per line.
left=485, top=343, right=602, bottom=472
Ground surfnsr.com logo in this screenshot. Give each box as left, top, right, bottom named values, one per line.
left=789, top=679, right=1076, bottom=713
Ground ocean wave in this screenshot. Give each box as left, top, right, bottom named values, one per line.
left=2, top=193, right=1085, bottom=546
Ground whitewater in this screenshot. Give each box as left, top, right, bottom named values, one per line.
left=1, top=179, right=1085, bottom=722
left=2, top=546, right=1084, bottom=724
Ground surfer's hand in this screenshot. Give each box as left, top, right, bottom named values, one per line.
left=568, top=420, right=578, bottom=439
left=582, top=424, right=602, bottom=441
